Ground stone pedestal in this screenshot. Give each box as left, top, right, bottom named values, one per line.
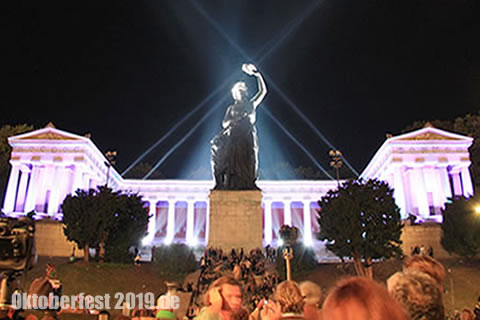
left=208, top=190, right=263, bottom=251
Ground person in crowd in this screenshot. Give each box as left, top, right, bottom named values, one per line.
left=322, top=276, right=408, bottom=320
left=460, top=309, right=475, bottom=320
left=387, top=270, right=444, bottom=320
left=403, top=255, right=445, bottom=288
left=195, top=276, right=248, bottom=320
left=474, top=296, right=480, bottom=320
left=271, top=280, right=305, bottom=319
left=299, top=281, right=322, bottom=320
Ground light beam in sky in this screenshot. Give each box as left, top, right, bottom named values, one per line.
left=263, top=107, right=335, bottom=180
left=192, top=0, right=360, bottom=177
left=123, top=0, right=324, bottom=177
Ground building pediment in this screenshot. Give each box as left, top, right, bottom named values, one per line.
left=396, top=131, right=460, bottom=141
left=9, top=126, right=88, bottom=142
left=390, top=127, right=472, bottom=143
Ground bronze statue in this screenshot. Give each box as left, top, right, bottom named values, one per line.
left=211, top=64, right=267, bottom=190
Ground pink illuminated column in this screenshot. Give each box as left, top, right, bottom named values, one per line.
left=410, top=168, right=429, bottom=218
left=165, top=199, right=176, bottom=244
left=451, top=171, right=463, bottom=196
left=423, top=167, right=443, bottom=215
left=205, top=200, right=210, bottom=245
left=3, top=164, right=20, bottom=213
left=47, top=166, right=65, bottom=215
left=147, top=201, right=156, bottom=241
left=461, top=167, right=474, bottom=197
left=72, top=165, right=86, bottom=193
left=24, top=165, right=41, bottom=213
left=186, top=199, right=195, bottom=244
left=284, top=200, right=292, bottom=226
left=392, top=167, right=407, bottom=218
left=302, top=200, right=313, bottom=246
left=15, top=166, right=31, bottom=212
left=263, top=199, right=273, bottom=245
left=438, top=167, right=452, bottom=202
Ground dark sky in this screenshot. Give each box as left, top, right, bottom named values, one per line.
left=3, top=0, right=479, bottom=180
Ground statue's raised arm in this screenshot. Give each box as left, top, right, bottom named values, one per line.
left=242, top=63, right=267, bottom=109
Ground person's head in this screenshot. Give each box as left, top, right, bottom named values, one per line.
left=274, top=280, right=305, bottom=314
left=97, top=310, right=110, bottom=320
left=387, top=270, right=445, bottom=320
left=299, top=281, right=322, bottom=307
left=204, top=276, right=243, bottom=314
left=403, top=255, right=446, bottom=286
left=460, top=309, right=475, bottom=320
left=322, top=276, right=408, bottom=320
left=231, top=82, right=248, bottom=101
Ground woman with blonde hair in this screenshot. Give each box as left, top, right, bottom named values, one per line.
left=274, top=280, right=305, bottom=319
left=322, top=277, right=408, bottom=320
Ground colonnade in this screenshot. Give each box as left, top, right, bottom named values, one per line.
left=142, top=197, right=317, bottom=246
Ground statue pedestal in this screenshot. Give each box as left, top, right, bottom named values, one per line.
left=208, top=190, right=263, bottom=251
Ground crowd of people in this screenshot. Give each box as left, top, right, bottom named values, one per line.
left=188, top=253, right=480, bottom=320
left=9, top=249, right=479, bottom=320
left=185, top=247, right=280, bottom=318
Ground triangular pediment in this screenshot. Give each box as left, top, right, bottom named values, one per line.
left=10, top=127, right=88, bottom=142
left=390, top=127, right=472, bottom=142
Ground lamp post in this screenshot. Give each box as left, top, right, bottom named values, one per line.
left=104, top=151, right=117, bottom=188
left=329, top=149, right=343, bottom=186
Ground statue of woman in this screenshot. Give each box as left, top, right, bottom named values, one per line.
left=211, top=63, right=267, bottom=190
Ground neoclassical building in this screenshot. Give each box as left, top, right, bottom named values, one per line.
left=3, top=123, right=474, bottom=248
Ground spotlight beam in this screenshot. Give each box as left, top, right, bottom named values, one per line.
left=263, top=107, right=335, bottom=180
left=264, top=75, right=360, bottom=177
left=121, top=78, right=230, bottom=176
left=123, top=0, right=323, bottom=177
left=143, top=95, right=230, bottom=179
left=192, top=0, right=360, bottom=177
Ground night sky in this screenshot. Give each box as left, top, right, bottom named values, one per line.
left=3, top=0, right=479, bottom=180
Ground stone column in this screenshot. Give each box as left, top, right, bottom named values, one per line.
left=24, top=165, right=41, bottom=213
left=423, top=167, right=443, bottom=214
left=392, top=167, right=407, bottom=218
left=411, top=168, right=429, bottom=218
left=302, top=200, right=313, bottom=246
left=72, top=165, right=85, bottom=194
left=186, top=200, right=195, bottom=245
left=263, top=199, right=273, bottom=245
left=47, top=166, right=63, bottom=215
left=15, top=166, right=31, bottom=212
left=451, top=171, right=463, bottom=196
left=165, top=199, right=176, bottom=244
left=3, top=164, right=20, bottom=213
left=461, top=167, right=474, bottom=197
left=439, top=167, right=452, bottom=202
left=205, top=199, right=210, bottom=245
left=148, top=201, right=157, bottom=242
left=284, top=200, right=292, bottom=226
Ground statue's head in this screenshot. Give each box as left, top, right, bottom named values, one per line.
left=231, top=81, right=248, bottom=101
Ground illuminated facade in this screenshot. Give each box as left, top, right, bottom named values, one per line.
left=360, top=124, right=474, bottom=221
left=3, top=123, right=474, bottom=246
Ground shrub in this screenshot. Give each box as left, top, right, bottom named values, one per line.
left=153, top=244, right=197, bottom=274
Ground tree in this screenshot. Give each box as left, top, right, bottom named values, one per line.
left=317, top=179, right=404, bottom=278
left=0, top=124, right=34, bottom=203
left=62, top=187, right=149, bottom=263
left=104, top=191, right=150, bottom=263
left=62, top=189, right=101, bottom=262
left=441, top=195, right=480, bottom=258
